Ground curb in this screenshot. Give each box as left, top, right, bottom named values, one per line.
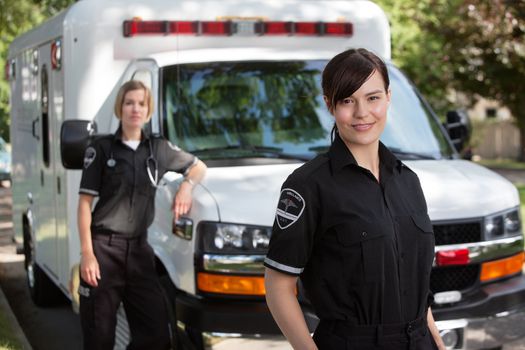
left=0, top=283, right=33, bottom=349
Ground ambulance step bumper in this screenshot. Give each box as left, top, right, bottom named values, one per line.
left=175, top=292, right=318, bottom=347
left=201, top=333, right=289, bottom=350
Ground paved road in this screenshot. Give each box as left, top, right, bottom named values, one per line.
left=1, top=176, right=525, bottom=350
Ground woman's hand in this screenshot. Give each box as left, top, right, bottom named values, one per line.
left=80, top=252, right=101, bottom=287
left=265, top=268, right=318, bottom=350
left=173, top=181, right=193, bottom=221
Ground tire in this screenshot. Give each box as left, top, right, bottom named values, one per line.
left=28, top=262, right=63, bottom=306
left=159, top=275, right=184, bottom=350
left=23, top=218, right=64, bottom=307
left=159, top=275, right=203, bottom=350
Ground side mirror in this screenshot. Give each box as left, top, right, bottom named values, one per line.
left=445, top=110, right=471, bottom=153
left=60, top=120, right=97, bottom=169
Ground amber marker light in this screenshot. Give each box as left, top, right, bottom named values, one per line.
left=480, top=252, right=525, bottom=282
left=197, top=272, right=266, bottom=296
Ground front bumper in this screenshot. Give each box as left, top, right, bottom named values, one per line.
left=175, top=293, right=318, bottom=349
left=434, top=274, right=525, bottom=349
left=177, top=274, right=525, bottom=349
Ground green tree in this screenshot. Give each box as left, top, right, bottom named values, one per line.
left=0, top=0, right=74, bottom=141
left=377, top=0, right=525, bottom=159
left=422, top=1, right=525, bottom=160
left=375, top=0, right=456, bottom=116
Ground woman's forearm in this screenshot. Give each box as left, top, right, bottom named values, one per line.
left=77, top=194, right=94, bottom=255
left=265, top=268, right=317, bottom=350
left=427, top=307, right=446, bottom=350
left=185, top=159, right=207, bottom=185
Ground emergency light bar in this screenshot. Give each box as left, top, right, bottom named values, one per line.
left=123, top=19, right=353, bottom=37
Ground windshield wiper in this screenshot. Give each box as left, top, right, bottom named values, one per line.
left=388, top=147, right=436, bottom=160
left=308, top=145, right=330, bottom=153
left=192, top=144, right=309, bottom=161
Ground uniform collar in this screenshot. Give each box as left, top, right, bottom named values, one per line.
left=114, top=125, right=151, bottom=142
left=328, top=133, right=402, bottom=174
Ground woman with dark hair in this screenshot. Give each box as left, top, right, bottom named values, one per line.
left=264, top=48, right=445, bottom=349
left=77, top=80, right=206, bottom=349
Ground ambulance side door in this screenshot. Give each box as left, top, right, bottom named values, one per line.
left=34, top=42, right=61, bottom=283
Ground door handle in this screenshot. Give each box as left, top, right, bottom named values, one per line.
left=32, top=118, right=40, bottom=140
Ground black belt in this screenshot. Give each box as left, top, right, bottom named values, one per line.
left=316, top=316, right=427, bottom=349
left=92, top=232, right=146, bottom=244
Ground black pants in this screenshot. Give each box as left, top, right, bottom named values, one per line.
left=313, top=317, right=439, bottom=350
left=79, top=234, right=170, bottom=350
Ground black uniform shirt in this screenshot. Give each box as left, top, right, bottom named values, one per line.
left=79, top=128, right=197, bottom=237
left=264, top=134, right=435, bottom=325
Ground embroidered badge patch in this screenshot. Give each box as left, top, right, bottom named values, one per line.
left=276, top=188, right=305, bottom=229
left=83, top=147, right=96, bottom=169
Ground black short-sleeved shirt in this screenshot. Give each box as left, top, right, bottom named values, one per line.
left=264, top=134, right=435, bottom=325
left=79, top=128, right=197, bottom=237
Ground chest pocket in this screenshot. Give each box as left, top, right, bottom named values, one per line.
left=335, top=219, right=388, bottom=284
left=410, top=214, right=434, bottom=234
left=104, top=158, right=128, bottom=191
left=397, top=213, right=435, bottom=273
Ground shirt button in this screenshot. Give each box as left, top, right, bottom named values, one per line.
left=362, top=231, right=367, bottom=237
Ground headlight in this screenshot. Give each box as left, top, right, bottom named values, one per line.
left=198, top=221, right=271, bottom=254
left=484, top=208, right=521, bottom=240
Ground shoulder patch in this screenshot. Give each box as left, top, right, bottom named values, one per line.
left=83, top=147, right=96, bottom=169
left=167, top=141, right=181, bottom=151
left=276, top=188, right=305, bottom=229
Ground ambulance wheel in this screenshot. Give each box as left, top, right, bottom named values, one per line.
left=159, top=275, right=184, bottom=350
left=159, top=276, right=204, bottom=350
left=27, top=260, right=64, bottom=306
left=23, top=221, right=63, bottom=306
left=22, top=217, right=33, bottom=270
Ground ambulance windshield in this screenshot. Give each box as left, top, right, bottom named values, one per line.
left=162, top=61, right=454, bottom=162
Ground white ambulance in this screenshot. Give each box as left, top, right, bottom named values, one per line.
left=7, top=0, right=525, bottom=349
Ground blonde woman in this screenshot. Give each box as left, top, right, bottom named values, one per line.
left=77, top=80, right=206, bottom=349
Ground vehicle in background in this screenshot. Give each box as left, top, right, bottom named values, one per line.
left=0, top=137, right=11, bottom=183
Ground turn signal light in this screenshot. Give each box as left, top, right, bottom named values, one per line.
left=197, top=272, right=265, bottom=296
left=480, top=252, right=525, bottom=282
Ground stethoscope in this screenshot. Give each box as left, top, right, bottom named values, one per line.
left=107, top=138, right=158, bottom=187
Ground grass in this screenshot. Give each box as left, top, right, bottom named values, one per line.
left=0, top=294, right=22, bottom=350
left=517, top=184, right=525, bottom=223
left=475, top=158, right=525, bottom=170
left=0, top=310, right=22, bottom=350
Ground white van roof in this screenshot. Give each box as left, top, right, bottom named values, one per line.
left=9, top=0, right=391, bottom=60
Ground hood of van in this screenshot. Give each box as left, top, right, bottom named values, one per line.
left=406, top=159, right=519, bottom=221
left=201, top=159, right=518, bottom=226
left=202, top=163, right=302, bottom=226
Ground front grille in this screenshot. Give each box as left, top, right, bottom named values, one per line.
left=430, top=265, right=479, bottom=293
left=433, top=222, right=481, bottom=245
